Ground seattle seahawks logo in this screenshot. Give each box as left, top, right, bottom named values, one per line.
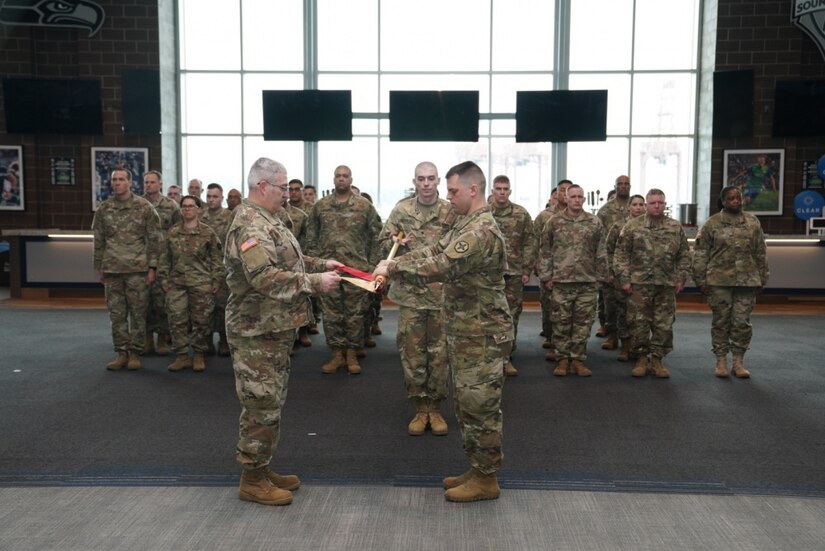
left=792, top=0, right=825, bottom=60
left=0, top=0, right=105, bottom=37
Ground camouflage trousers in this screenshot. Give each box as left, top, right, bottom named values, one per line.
left=448, top=334, right=508, bottom=475
left=104, top=272, right=149, bottom=353
left=229, top=329, right=295, bottom=470
left=627, top=284, right=676, bottom=358
left=147, top=280, right=169, bottom=335
left=539, top=287, right=553, bottom=340
left=551, top=282, right=598, bottom=361
left=597, top=289, right=606, bottom=326
left=503, top=275, right=524, bottom=355
left=602, top=284, right=625, bottom=337
left=320, top=282, right=370, bottom=349
left=706, top=286, right=757, bottom=355
left=397, top=306, right=448, bottom=404
left=166, top=283, right=215, bottom=353
left=210, top=282, right=229, bottom=335
left=364, top=293, right=382, bottom=337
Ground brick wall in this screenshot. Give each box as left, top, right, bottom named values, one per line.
left=0, top=0, right=160, bottom=231
left=714, top=0, right=825, bottom=234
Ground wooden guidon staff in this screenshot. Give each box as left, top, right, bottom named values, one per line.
left=374, top=231, right=404, bottom=293
left=338, top=231, right=404, bottom=293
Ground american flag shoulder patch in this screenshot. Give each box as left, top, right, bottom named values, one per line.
left=241, top=238, right=259, bottom=253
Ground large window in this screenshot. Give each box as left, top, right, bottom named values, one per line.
left=177, top=0, right=700, bottom=218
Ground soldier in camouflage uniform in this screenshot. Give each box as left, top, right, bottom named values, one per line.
left=597, top=175, right=633, bottom=354
left=603, top=194, right=646, bottom=361
left=276, top=193, right=313, bottom=347
left=166, top=185, right=182, bottom=204
left=225, top=158, right=342, bottom=506
left=288, top=179, right=322, bottom=334
left=93, top=168, right=162, bottom=371
left=375, top=161, right=513, bottom=503
left=380, top=162, right=456, bottom=436
left=143, top=170, right=183, bottom=356
left=161, top=196, right=224, bottom=372
left=305, top=165, right=383, bottom=374
left=201, top=183, right=234, bottom=356
left=227, top=188, right=242, bottom=210
left=615, top=189, right=691, bottom=378
left=533, top=180, right=572, bottom=359
left=287, top=178, right=310, bottom=213
left=538, top=184, right=608, bottom=377
left=491, top=175, right=536, bottom=376
left=693, top=185, right=768, bottom=378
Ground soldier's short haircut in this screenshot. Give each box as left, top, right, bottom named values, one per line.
left=646, top=188, right=666, bottom=199
left=288, top=179, right=303, bottom=188
left=207, top=183, right=223, bottom=193
left=566, top=184, right=583, bottom=194
left=557, top=179, right=573, bottom=186
left=168, top=184, right=181, bottom=192
left=446, top=161, right=486, bottom=193
left=721, top=185, right=740, bottom=201
left=493, top=175, right=510, bottom=186
left=145, top=170, right=162, bottom=181
left=181, top=195, right=203, bottom=209
left=111, top=168, right=132, bottom=181
left=304, top=184, right=316, bottom=191
left=247, top=157, right=287, bottom=188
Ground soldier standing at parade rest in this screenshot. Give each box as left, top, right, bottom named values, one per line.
left=379, top=161, right=456, bottom=437
left=224, top=157, right=342, bottom=506
left=143, top=170, right=183, bottom=356
left=201, top=183, right=235, bottom=356
left=227, top=188, right=242, bottom=210
left=597, top=175, right=632, bottom=351
left=490, top=175, right=536, bottom=377
left=161, top=195, right=223, bottom=372
left=614, top=189, right=691, bottom=378
left=374, top=161, right=513, bottom=503
left=305, top=165, right=383, bottom=374
left=693, top=185, right=768, bottom=378
left=93, top=168, right=162, bottom=371
left=292, top=181, right=321, bottom=334
left=538, top=184, right=608, bottom=377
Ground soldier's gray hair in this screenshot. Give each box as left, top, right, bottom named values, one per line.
left=446, top=161, right=486, bottom=193
left=247, top=158, right=287, bottom=188
left=646, top=188, right=666, bottom=198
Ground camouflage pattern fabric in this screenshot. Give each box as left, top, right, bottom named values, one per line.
left=201, top=207, right=234, bottom=335
left=230, top=330, right=295, bottom=470
left=705, top=286, right=758, bottom=355
left=143, top=195, right=182, bottom=336
left=626, top=284, right=676, bottom=358
left=551, top=282, right=598, bottom=360
left=537, top=210, right=607, bottom=284
left=397, top=307, right=448, bottom=403
left=145, top=194, right=183, bottom=231
left=201, top=207, right=234, bottom=246
left=167, top=283, right=215, bottom=353
left=533, top=204, right=566, bottom=341
left=276, top=203, right=309, bottom=251
left=597, top=198, right=631, bottom=235
left=603, top=219, right=629, bottom=337
left=103, top=272, right=149, bottom=353
left=92, top=194, right=161, bottom=274
left=503, top=275, right=525, bottom=354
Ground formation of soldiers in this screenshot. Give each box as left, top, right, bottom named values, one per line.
left=93, top=159, right=769, bottom=506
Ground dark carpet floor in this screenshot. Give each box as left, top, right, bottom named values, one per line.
left=1, top=307, right=824, bottom=496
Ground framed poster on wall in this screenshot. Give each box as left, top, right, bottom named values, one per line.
left=722, top=149, right=784, bottom=215
left=0, top=145, right=24, bottom=211
left=91, top=147, right=148, bottom=211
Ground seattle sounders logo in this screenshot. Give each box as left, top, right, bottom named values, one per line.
left=793, top=0, right=825, bottom=60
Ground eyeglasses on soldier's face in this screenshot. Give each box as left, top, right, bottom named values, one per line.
left=261, top=180, right=288, bottom=192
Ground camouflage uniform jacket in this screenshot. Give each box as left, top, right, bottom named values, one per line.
left=380, top=197, right=456, bottom=310
left=201, top=207, right=234, bottom=246
left=614, top=214, right=691, bottom=287
left=692, top=210, right=768, bottom=288
left=597, top=197, right=631, bottom=234
left=289, top=198, right=310, bottom=215
left=532, top=203, right=565, bottom=272
left=538, top=210, right=608, bottom=284
left=492, top=201, right=536, bottom=277
left=160, top=221, right=224, bottom=289
left=145, top=194, right=182, bottom=231
left=305, top=193, right=383, bottom=271
left=388, top=206, right=513, bottom=339
left=604, top=218, right=631, bottom=280
left=93, top=193, right=162, bottom=273
left=276, top=203, right=308, bottom=250
left=225, top=199, right=329, bottom=338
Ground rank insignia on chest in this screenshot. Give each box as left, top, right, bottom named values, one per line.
left=241, top=238, right=259, bottom=252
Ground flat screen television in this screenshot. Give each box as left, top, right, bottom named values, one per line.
left=516, top=90, right=608, bottom=142
left=3, top=78, right=103, bottom=135
left=772, top=80, right=825, bottom=138
left=262, top=90, right=352, bottom=141
left=713, top=70, right=753, bottom=138
left=389, top=91, right=479, bottom=142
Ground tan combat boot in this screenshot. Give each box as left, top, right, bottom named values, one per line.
left=504, top=361, right=518, bottom=377
left=307, top=322, right=319, bottom=335
left=127, top=351, right=141, bottom=370
left=407, top=405, right=428, bottom=436
left=297, top=327, right=312, bottom=347
left=631, top=355, right=648, bottom=377
left=715, top=355, right=729, bottom=378
left=155, top=332, right=170, bottom=356
left=617, top=339, right=631, bottom=362
left=428, top=403, right=448, bottom=436
left=650, top=355, right=670, bottom=378
left=321, top=349, right=346, bottom=373
left=371, top=322, right=382, bottom=335
left=601, top=334, right=618, bottom=350
left=595, top=325, right=607, bottom=337
left=265, top=469, right=301, bottom=491
left=192, top=352, right=206, bottom=372
left=545, top=349, right=557, bottom=362
left=355, top=347, right=367, bottom=358
left=168, top=354, right=193, bottom=372
left=218, top=333, right=230, bottom=356
left=443, top=469, right=473, bottom=489
left=144, top=334, right=154, bottom=355
left=732, top=353, right=750, bottom=379
left=106, top=352, right=129, bottom=371
left=238, top=467, right=293, bottom=505
left=542, top=338, right=552, bottom=349
left=345, top=349, right=362, bottom=374
left=364, top=334, right=377, bottom=348
left=553, top=358, right=569, bottom=377
left=571, top=359, right=592, bottom=377
left=444, top=469, right=500, bottom=502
